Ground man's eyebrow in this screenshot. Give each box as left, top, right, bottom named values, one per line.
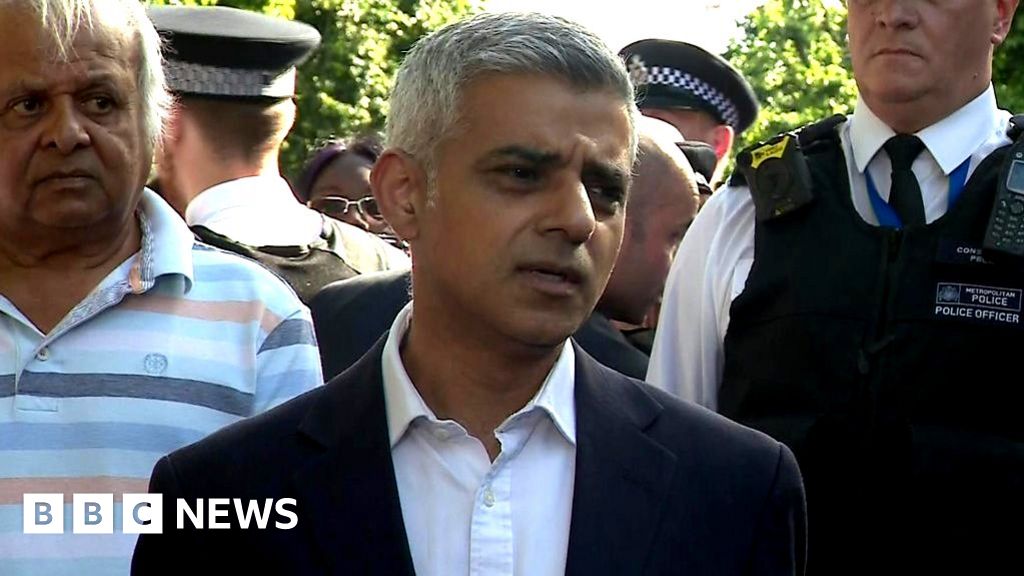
left=480, top=145, right=563, bottom=167
left=0, top=79, right=37, bottom=100
left=0, top=71, right=124, bottom=99
left=81, top=71, right=127, bottom=88
left=479, top=145, right=630, bottom=185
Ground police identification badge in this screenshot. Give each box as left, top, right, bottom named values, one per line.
left=934, top=282, right=1022, bottom=326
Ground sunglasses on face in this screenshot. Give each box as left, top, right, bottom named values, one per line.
left=308, top=195, right=381, bottom=219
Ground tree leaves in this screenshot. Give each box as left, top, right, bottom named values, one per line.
left=725, top=0, right=856, bottom=153
left=993, top=8, right=1024, bottom=115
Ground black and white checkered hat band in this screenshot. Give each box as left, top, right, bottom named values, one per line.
left=646, top=66, right=741, bottom=129
left=166, top=60, right=297, bottom=98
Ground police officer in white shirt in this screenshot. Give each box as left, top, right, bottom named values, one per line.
left=648, top=1, right=1021, bottom=573
left=149, top=6, right=408, bottom=304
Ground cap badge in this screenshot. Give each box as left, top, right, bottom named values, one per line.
left=626, top=54, right=649, bottom=88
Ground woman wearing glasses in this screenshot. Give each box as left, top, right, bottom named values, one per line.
left=299, top=135, right=408, bottom=252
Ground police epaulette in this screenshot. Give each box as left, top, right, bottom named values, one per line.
left=727, top=136, right=775, bottom=187
left=727, top=165, right=749, bottom=187
left=796, top=114, right=846, bottom=150
left=728, top=115, right=846, bottom=188
left=734, top=127, right=818, bottom=221
left=1008, top=114, right=1024, bottom=141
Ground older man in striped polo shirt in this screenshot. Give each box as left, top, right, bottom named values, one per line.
left=0, top=1, right=322, bottom=574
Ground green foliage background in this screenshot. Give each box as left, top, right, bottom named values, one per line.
left=147, top=0, right=1024, bottom=179
left=725, top=0, right=1024, bottom=155
left=147, top=0, right=479, bottom=180
left=724, top=0, right=856, bottom=152
left=994, top=7, right=1024, bottom=115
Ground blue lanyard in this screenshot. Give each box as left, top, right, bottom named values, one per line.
left=866, top=157, right=971, bottom=228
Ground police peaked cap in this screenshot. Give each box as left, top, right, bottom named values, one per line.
left=148, top=6, right=321, bottom=100
left=619, top=39, right=759, bottom=134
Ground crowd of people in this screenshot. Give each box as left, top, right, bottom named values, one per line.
left=0, top=0, right=1019, bottom=574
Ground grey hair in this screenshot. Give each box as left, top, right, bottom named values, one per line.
left=387, top=12, right=639, bottom=176
left=3, top=0, right=172, bottom=150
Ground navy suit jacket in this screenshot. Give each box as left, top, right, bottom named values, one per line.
left=132, top=339, right=805, bottom=575
left=311, top=269, right=650, bottom=381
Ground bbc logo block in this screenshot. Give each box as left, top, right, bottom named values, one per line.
left=23, top=493, right=163, bottom=534
left=73, top=493, right=113, bottom=534
left=23, top=494, right=296, bottom=533
left=124, top=493, right=164, bottom=534
left=22, top=494, right=63, bottom=534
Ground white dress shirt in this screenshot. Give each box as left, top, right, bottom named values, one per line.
left=382, top=303, right=577, bottom=576
left=647, top=86, right=1012, bottom=410
left=186, top=175, right=324, bottom=246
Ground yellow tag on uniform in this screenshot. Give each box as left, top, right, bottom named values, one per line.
left=750, top=136, right=791, bottom=169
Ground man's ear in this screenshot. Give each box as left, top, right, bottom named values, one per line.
left=709, top=124, right=735, bottom=162
left=372, top=149, right=428, bottom=242
left=992, top=0, right=1019, bottom=45
left=708, top=124, right=736, bottom=185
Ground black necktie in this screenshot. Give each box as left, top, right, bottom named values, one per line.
left=883, top=134, right=926, bottom=227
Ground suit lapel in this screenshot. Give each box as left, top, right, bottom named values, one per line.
left=291, top=338, right=416, bottom=576
left=565, top=346, right=678, bottom=576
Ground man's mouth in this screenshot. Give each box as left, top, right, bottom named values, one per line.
left=36, top=169, right=95, bottom=185
left=519, top=261, right=585, bottom=296
left=875, top=47, right=920, bottom=58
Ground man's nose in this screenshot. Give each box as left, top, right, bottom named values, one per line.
left=873, top=0, right=920, bottom=29
left=42, top=99, right=91, bottom=154
left=542, top=178, right=597, bottom=245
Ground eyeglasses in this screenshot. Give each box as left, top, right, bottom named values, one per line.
left=307, top=195, right=381, bottom=219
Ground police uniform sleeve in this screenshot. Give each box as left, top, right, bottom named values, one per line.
left=646, top=180, right=757, bottom=411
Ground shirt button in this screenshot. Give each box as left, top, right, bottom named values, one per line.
left=483, top=488, right=495, bottom=508
left=35, top=347, right=50, bottom=362
left=432, top=428, right=449, bottom=441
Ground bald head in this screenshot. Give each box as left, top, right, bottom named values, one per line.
left=598, top=119, right=699, bottom=325
left=628, top=126, right=698, bottom=233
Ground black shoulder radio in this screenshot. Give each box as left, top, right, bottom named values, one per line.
left=983, top=115, right=1024, bottom=257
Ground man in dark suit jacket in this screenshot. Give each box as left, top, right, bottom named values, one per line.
left=134, top=12, right=805, bottom=575
left=312, top=269, right=651, bottom=380
left=132, top=339, right=804, bottom=575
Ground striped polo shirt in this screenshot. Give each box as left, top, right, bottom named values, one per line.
left=0, top=189, right=323, bottom=575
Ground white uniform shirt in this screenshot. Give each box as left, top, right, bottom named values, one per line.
left=186, top=175, right=409, bottom=269
left=646, top=86, right=1012, bottom=410
left=382, top=303, right=577, bottom=576
left=186, top=175, right=323, bottom=246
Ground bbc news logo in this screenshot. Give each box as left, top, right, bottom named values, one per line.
left=22, top=494, right=298, bottom=534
